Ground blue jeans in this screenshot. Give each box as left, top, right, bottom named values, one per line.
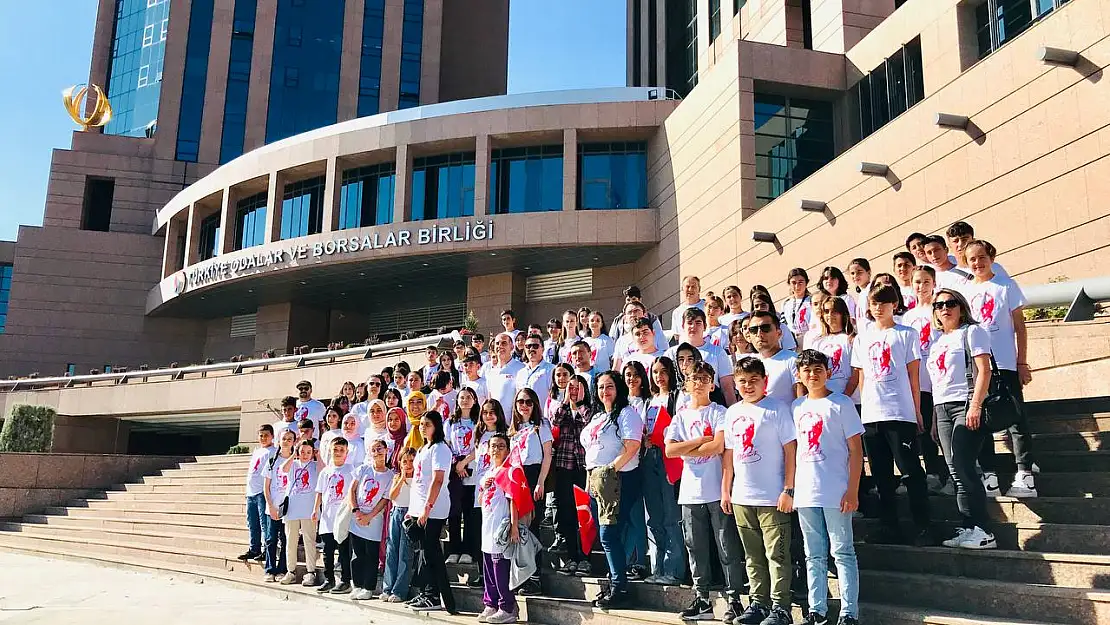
left=624, top=497, right=648, bottom=569
left=641, top=447, right=686, bottom=579
left=245, top=493, right=266, bottom=553
left=383, top=505, right=414, bottom=598
left=797, top=507, right=859, bottom=619
left=264, top=516, right=287, bottom=575
left=591, top=467, right=643, bottom=592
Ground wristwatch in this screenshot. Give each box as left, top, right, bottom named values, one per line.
left=782, top=488, right=794, bottom=497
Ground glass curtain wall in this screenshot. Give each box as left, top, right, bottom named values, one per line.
left=280, top=177, right=325, bottom=239
left=176, top=0, right=214, bottom=161
left=0, top=264, right=12, bottom=334
left=104, top=0, right=172, bottom=136
left=197, top=213, right=221, bottom=261
left=234, top=192, right=267, bottom=250
left=412, top=153, right=476, bottom=220
left=220, top=0, right=257, bottom=163
left=754, top=95, right=835, bottom=208
left=490, top=146, right=563, bottom=214
left=398, top=0, right=424, bottom=109
left=976, top=0, right=1070, bottom=59
left=339, top=164, right=396, bottom=229
left=358, top=0, right=386, bottom=116
left=854, top=37, right=925, bottom=141
left=578, top=142, right=648, bottom=210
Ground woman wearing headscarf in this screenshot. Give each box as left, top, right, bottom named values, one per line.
left=403, top=391, right=428, bottom=450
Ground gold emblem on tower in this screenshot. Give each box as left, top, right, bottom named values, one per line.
left=62, top=84, right=113, bottom=130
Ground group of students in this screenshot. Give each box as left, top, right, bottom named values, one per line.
left=238, top=219, right=1035, bottom=625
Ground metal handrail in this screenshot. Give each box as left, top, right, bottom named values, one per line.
left=0, top=331, right=462, bottom=392
left=1023, top=277, right=1110, bottom=322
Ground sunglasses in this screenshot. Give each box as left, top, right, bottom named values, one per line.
left=368, top=381, right=381, bottom=386
left=516, top=398, right=534, bottom=406
left=525, top=344, right=542, bottom=350
left=933, top=300, right=960, bottom=310
left=746, top=323, right=775, bottom=335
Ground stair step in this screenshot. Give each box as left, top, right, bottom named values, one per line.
left=41, top=506, right=243, bottom=526
left=0, top=528, right=249, bottom=573
left=112, top=483, right=245, bottom=495
left=103, top=491, right=245, bottom=505
left=994, top=431, right=1110, bottom=453
left=906, top=495, right=1110, bottom=526
left=852, top=519, right=1110, bottom=555
left=1026, top=412, right=1110, bottom=435
left=80, top=498, right=243, bottom=514
left=0, top=521, right=243, bottom=550
left=193, top=454, right=253, bottom=465
left=20, top=513, right=247, bottom=538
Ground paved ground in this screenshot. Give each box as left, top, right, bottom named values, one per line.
left=0, top=552, right=409, bottom=624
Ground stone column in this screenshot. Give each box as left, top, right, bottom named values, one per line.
left=562, top=128, right=577, bottom=212
left=184, top=204, right=202, bottom=267
left=162, top=216, right=186, bottom=278
left=337, top=0, right=365, bottom=121
left=393, top=144, right=412, bottom=223
left=379, top=0, right=404, bottom=113
left=321, top=156, right=342, bottom=233
left=218, top=188, right=236, bottom=254
left=473, top=134, right=491, bottom=217
left=264, top=172, right=283, bottom=243
left=244, top=0, right=277, bottom=152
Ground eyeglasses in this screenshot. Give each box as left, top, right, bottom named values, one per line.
left=516, top=398, right=534, bottom=406
left=489, top=443, right=509, bottom=451
left=933, top=300, right=960, bottom=310
left=690, top=376, right=713, bottom=386
left=746, top=323, right=774, bottom=335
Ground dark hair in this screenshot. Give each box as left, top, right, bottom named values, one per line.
left=728, top=318, right=754, bottom=353
left=819, top=266, right=849, bottom=297
left=623, top=285, right=642, bottom=299
left=511, top=387, right=543, bottom=430
left=965, top=238, right=997, bottom=260
left=892, top=251, right=916, bottom=266
left=622, top=360, right=652, bottom=401
left=750, top=284, right=771, bottom=300
left=383, top=387, right=403, bottom=407
left=325, top=407, right=344, bottom=429
left=394, top=361, right=411, bottom=376
left=550, top=362, right=575, bottom=399
left=687, top=361, right=717, bottom=390
left=673, top=341, right=702, bottom=390
left=473, top=333, right=485, bottom=342
left=452, top=387, right=480, bottom=423
left=501, top=309, right=516, bottom=319
left=872, top=272, right=900, bottom=291
left=280, top=396, right=297, bottom=408
left=570, top=339, right=591, bottom=355
left=748, top=309, right=781, bottom=329
left=733, top=356, right=766, bottom=377
left=567, top=374, right=593, bottom=411
left=848, top=258, right=871, bottom=274
left=298, top=439, right=316, bottom=451
left=905, top=232, right=928, bottom=250
left=432, top=369, right=452, bottom=392
left=795, top=349, right=830, bottom=370
left=587, top=310, right=606, bottom=336
left=381, top=366, right=394, bottom=380
left=259, top=424, right=275, bottom=435
left=420, top=410, right=446, bottom=446
left=787, top=267, right=810, bottom=284
left=624, top=299, right=646, bottom=314
left=913, top=265, right=937, bottom=280
left=924, top=234, right=948, bottom=249
left=750, top=292, right=778, bottom=315
left=682, top=306, right=708, bottom=325
left=476, top=399, right=509, bottom=440
left=425, top=345, right=439, bottom=354
left=723, top=285, right=743, bottom=313
left=489, top=432, right=511, bottom=449
left=865, top=284, right=906, bottom=319
left=297, top=418, right=314, bottom=429
left=633, top=316, right=654, bottom=332
left=332, top=436, right=349, bottom=448
left=946, top=220, right=975, bottom=239
left=648, top=356, right=678, bottom=395
left=354, top=383, right=369, bottom=404
left=528, top=323, right=544, bottom=335
left=595, top=370, right=631, bottom=427
left=547, top=317, right=562, bottom=330
left=817, top=294, right=855, bottom=336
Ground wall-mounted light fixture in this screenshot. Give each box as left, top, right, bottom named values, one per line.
left=752, top=231, right=778, bottom=243
left=859, top=162, right=889, bottom=176
left=799, top=199, right=827, bottom=212
left=934, top=113, right=970, bottom=130
left=1039, top=46, right=1079, bottom=66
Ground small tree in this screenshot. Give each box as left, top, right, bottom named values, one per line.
left=0, top=405, right=56, bottom=452
left=462, top=310, right=479, bottom=334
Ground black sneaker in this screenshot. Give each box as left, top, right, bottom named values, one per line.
left=804, top=612, right=829, bottom=625
left=518, top=579, right=541, bottom=596
left=911, top=527, right=934, bottom=547
left=330, top=581, right=351, bottom=594
left=252, top=552, right=266, bottom=563
left=680, top=596, right=715, bottom=621
left=864, top=526, right=905, bottom=545
left=559, top=560, right=578, bottom=575
left=547, top=536, right=567, bottom=554
left=316, top=580, right=334, bottom=593
left=409, top=596, right=437, bottom=611
left=405, top=594, right=426, bottom=606
left=237, top=550, right=260, bottom=561
left=735, top=603, right=770, bottom=625
left=596, top=588, right=629, bottom=610
left=837, top=617, right=859, bottom=625
left=723, top=599, right=745, bottom=624
left=467, top=574, right=484, bottom=588
left=760, top=605, right=793, bottom=625
left=627, top=564, right=649, bottom=581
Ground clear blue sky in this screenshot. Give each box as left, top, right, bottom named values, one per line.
left=0, top=0, right=626, bottom=242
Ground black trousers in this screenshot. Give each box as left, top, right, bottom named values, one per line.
left=320, top=532, right=351, bottom=583
left=553, top=466, right=586, bottom=561
left=411, top=517, right=455, bottom=611
left=447, top=479, right=476, bottom=556
left=863, top=420, right=930, bottom=531
left=523, top=463, right=543, bottom=583
left=918, top=391, right=949, bottom=480
left=978, top=369, right=1035, bottom=472
left=350, top=534, right=380, bottom=590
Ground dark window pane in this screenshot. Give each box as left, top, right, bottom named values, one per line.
left=279, top=176, right=325, bottom=239
left=358, top=0, right=386, bottom=116
left=709, top=0, right=721, bottom=40
left=221, top=0, right=257, bottom=163
left=339, top=163, right=396, bottom=228
left=197, top=212, right=221, bottom=261
left=886, top=47, right=907, bottom=118
left=752, top=94, right=834, bottom=206
left=176, top=0, right=214, bottom=162
left=82, top=177, right=115, bottom=232
left=491, top=147, right=563, bottom=214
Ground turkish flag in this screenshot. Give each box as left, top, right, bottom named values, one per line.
left=494, top=463, right=535, bottom=520
left=647, top=405, right=683, bottom=485
left=573, top=485, right=597, bottom=554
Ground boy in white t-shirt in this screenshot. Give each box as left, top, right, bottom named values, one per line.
left=348, top=439, right=394, bottom=600
left=664, top=361, right=746, bottom=624
left=238, top=424, right=276, bottom=563
left=460, top=354, right=490, bottom=404
left=272, top=396, right=299, bottom=438
left=721, top=357, right=798, bottom=625
left=428, top=370, right=459, bottom=420
left=313, top=438, right=354, bottom=593
left=791, top=350, right=864, bottom=625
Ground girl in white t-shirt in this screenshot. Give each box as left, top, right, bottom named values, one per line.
left=340, top=413, right=365, bottom=467
left=380, top=447, right=415, bottom=601
left=476, top=433, right=521, bottom=623
left=728, top=319, right=755, bottom=362
left=456, top=398, right=510, bottom=588
left=848, top=258, right=873, bottom=328
left=348, top=439, right=393, bottom=599
left=781, top=267, right=814, bottom=344
left=279, top=439, right=323, bottom=586
left=704, top=296, right=731, bottom=350
left=262, top=429, right=296, bottom=581
left=928, top=288, right=997, bottom=551
left=621, top=360, right=652, bottom=579
left=850, top=284, right=930, bottom=545
left=586, top=311, right=616, bottom=370
left=445, top=387, right=479, bottom=565
left=362, top=399, right=389, bottom=451
left=809, top=295, right=858, bottom=397
left=818, top=266, right=859, bottom=322
left=508, top=387, right=553, bottom=595
left=407, top=412, right=456, bottom=613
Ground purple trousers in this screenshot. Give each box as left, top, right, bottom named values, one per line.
left=482, top=552, right=517, bottom=613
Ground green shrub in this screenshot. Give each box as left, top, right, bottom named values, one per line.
left=0, top=405, right=56, bottom=452
left=227, top=444, right=250, bottom=455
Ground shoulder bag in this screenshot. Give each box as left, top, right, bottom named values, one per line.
left=962, top=327, right=1020, bottom=433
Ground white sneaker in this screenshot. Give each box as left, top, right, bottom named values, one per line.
left=301, top=571, right=317, bottom=587
left=478, top=606, right=499, bottom=622
left=459, top=554, right=474, bottom=565
left=1032, top=462, right=1041, bottom=474
left=1008, top=472, right=1038, bottom=498
left=982, top=472, right=1001, bottom=498
left=379, top=592, right=391, bottom=601
left=957, top=526, right=997, bottom=550
left=446, top=554, right=460, bottom=565
left=942, top=527, right=971, bottom=548
left=488, top=609, right=519, bottom=624
left=925, top=474, right=944, bottom=494
left=263, top=573, right=276, bottom=582
left=279, top=572, right=297, bottom=585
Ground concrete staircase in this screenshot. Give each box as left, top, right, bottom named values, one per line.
left=0, top=399, right=1108, bottom=625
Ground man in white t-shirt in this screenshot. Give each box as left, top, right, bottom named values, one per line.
left=484, top=332, right=525, bottom=414
left=665, top=308, right=736, bottom=406
left=515, top=334, right=556, bottom=404
left=946, top=220, right=1011, bottom=281
left=670, top=275, right=707, bottom=340
left=746, top=311, right=803, bottom=405
left=615, top=317, right=665, bottom=372
left=566, top=340, right=601, bottom=398
left=239, top=424, right=277, bottom=562
left=294, top=380, right=327, bottom=438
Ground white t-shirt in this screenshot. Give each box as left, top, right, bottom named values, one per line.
left=902, top=304, right=937, bottom=393
left=342, top=434, right=366, bottom=468
left=478, top=467, right=511, bottom=554
left=509, top=420, right=554, bottom=467
left=267, top=452, right=293, bottom=505
left=387, top=476, right=412, bottom=508
left=935, top=265, right=974, bottom=297
left=587, top=334, right=616, bottom=370
left=664, top=403, right=727, bottom=505
left=623, top=349, right=663, bottom=372
left=581, top=406, right=643, bottom=471
left=671, top=299, right=707, bottom=333
left=245, top=446, right=277, bottom=496
left=272, top=419, right=298, bottom=439
left=949, top=255, right=1011, bottom=281
left=428, top=388, right=458, bottom=420
left=410, top=442, right=452, bottom=520
left=446, top=417, right=477, bottom=458
left=315, top=463, right=354, bottom=534
left=665, top=341, right=732, bottom=385
left=363, top=426, right=393, bottom=458
left=351, top=464, right=393, bottom=541
left=461, top=376, right=490, bottom=405
left=928, top=325, right=993, bottom=404
left=781, top=296, right=814, bottom=337
left=515, top=361, right=555, bottom=405
left=966, top=277, right=1025, bottom=371
left=792, top=394, right=865, bottom=509
left=899, top=285, right=918, bottom=312
left=723, top=397, right=796, bottom=506
left=760, top=349, right=800, bottom=404
left=855, top=284, right=872, bottom=324
left=851, top=324, right=921, bottom=424
left=470, top=431, right=496, bottom=493
left=295, top=399, right=326, bottom=430
left=484, top=359, right=525, bottom=415
left=285, top=459, right=319, bottom=520
left=807, top=334, right=853, bottom=394
left=718, top=311, right=749, bottom=328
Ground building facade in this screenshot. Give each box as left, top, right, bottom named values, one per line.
left=1, top=0, right=1107, bottom=383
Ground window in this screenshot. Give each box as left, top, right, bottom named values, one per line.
left=176, top=0, right=214, bottom=162
left=412, top=153, right=476, bottom=220
left=648, top=0, right=658, bottom=85
left=265, top=0, right=346, bottom=143
left=197, top=212, right=221, bottom=261
left=358, top=0, right=386, bottom=116
left=853, top=37, right=924, bottom=141
left=802, top=0, right=813, bottom=49
left=665, top=0, right=696, bottom=96
left=632, top=0, right=642, bottom=86
left=340, top=163, right=396, bottom=228
left=490, top=146, right=563, bottom=215
left=684, top=0, right=698, bottom=92
left=66, top=364, right=77, bottom=377
left=398, top=0, right=424, bottom=109
left=104, top=0, right=172, bottom=137
left=754, top=94, right=835, bottom=208
left=526, top=269, right=593, bottom=302
left=0, top=263, right=11, bottom=334
left=976, top=0, right=1068, bottom=59
left=279, top=176, right=325, bottom=239
left=234, top=192, right=268, bottom=250
left=81, top=177, right=115, bottom=232
left=709, top=0, right=721, bottom=41
left=230, top=313, right=258, bottom=338
left=578, top=142, right=648, bottom=210
left=220, top=0, right=256, bottom=163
